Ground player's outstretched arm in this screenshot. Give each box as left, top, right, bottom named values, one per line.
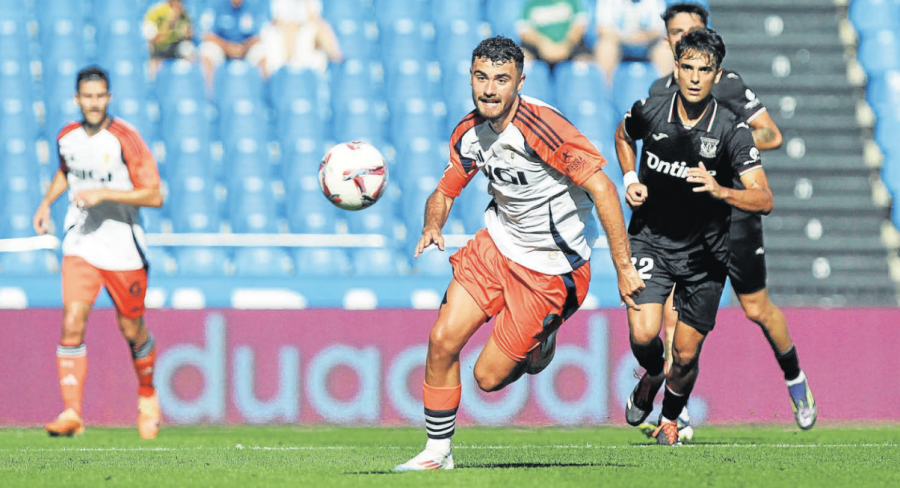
left=750, top=111, right=783, bottom=151
left=581, top=171, right=645, bottom=309
left=33, top=169, right=69, bottom=235
left=415, top=190, right=454, bottom=258
left=614, top=120, right=648, bottom=208
left=686, top=163, right=773, bottom=214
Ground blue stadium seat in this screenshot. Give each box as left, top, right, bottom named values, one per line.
left=323, top=0, right=369, bottom=23
left=380, top=19, right=433, bottom=62
left=91, top=0, right=141, bottom=26
left=612, top=61, right=659, bottom=119
left=229, top=182, right=279, bottom=233
left=384, top=59, right=439, bottom=108
left=390, top=100, right=442, bottom=151
left=434, top=19, right=483, bottom=70
left=233, top=247, right=293, bottom=276
left=144, top=246, right=175, bottom=277
left=155, top=60, right=205, bottom=111
left=285, top=184, right=341, bottom=234
left=161, top=98, right=211, bottom=154
left=169, top=182, right=221, bottom=233
left=219, top=107, right=270, bottom=155
left=849, top=0, right=900, bottom=35
left=331, top=18, right=375, bottom=60
left=333, top=98, right=387, bottom=145
left=0, top=21, right=31, bottom=63
left=224, top=144, right=273, bottom=186
left=174, top=247, right=228, bottom=276
left=0, top=194, right=39, bottom=239
left=277, top=107, right=325, bottom=155
left=375, top=0, right=429, bottom=29
left=431, top=0, right=483, bottom=31
left=0, top=147, right=39, bottom=182
left=0, top=99, right=38, bottom=159
left=0, top=2, right=28, bottom=22
left=665, top=0, right=709, bottom=8
left=95, top=20, right=146, bottom=63
left=329, top=59, right=383, bottom=112
left=294, top=248, right=353, bottom=276
left=35, top=0, right=85, bottom=24
left=269, top=66, right=321, bottom=111
left=553, top=61, right=609, bottom=117
left=521, top=60, right=553, bottom=105
left=858, top=29, right=900, bottom=77
left=0, top=250, right=56, bottom=275
left=350, top=247, right=398, bottom=276
left=345, top=198, right=397, bottom=236
left=214, top=60, right=264, bottom=112
left=141, top=206, right=167, bottom=234
left=414, top=246, right=454, bottom=277
left=485, top=0, right=522, bottom=39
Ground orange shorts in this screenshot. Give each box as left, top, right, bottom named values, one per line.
left=62, top=256, right=148, bottom=318
left=450, top=229, right=591, bottom=362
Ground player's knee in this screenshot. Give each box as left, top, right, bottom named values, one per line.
left=473, top=368, right=504, bottom=392
left=428, top=324, right=463, bottom=361
left=61, top=314, right=86, bottom=342
left=672, top=344, right=699, bottom=369
left=741, top=297, right=773, bottom=325
left=630, top=329, right=659, bottom=346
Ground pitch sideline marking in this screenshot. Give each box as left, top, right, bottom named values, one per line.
left=3, top=443, right=897, bottom=453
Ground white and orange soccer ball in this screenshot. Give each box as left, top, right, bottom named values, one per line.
left=318, top=141, right=388, bottom=211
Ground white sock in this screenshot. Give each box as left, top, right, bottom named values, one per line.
left=785, top=370, right=807, bottom=387
left=425, top=438, right=451, bottom=455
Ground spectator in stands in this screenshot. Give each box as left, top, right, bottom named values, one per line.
left=258, top=0, right=343, bottom=77
left=199, top=0, right=267, bottom=84
left=517, top=0, right=593, bottom=70
left=594, top=0, right=670, bottom=81
left=143, top=0, right=195, bottom=76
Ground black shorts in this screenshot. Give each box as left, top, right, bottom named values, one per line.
left=728, top=214, right=767, bottom=295
left=630, top=239, right=728, bottom=333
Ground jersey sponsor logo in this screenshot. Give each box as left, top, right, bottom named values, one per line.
left=562, top=150, right=587, bottom=174
left=651, top=132, right=669, bottom=141
left=69, top=167, right=114, bottom=183
left=483, top=164, right=529, bottom=185
left=699, top=137, right=720, bottom=158
left=645, top=151, right=689, bottom=178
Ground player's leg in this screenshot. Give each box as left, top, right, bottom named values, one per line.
left=737, top=288, right=816, bottom=429
left=395, top=279, right=488, bottom=471
left=46, top=257, right=101, bottom=436
left=104, top=267, right=161, bottom=439
left=624, top=241, right=672, bottom=426
left=652, top=270, right=723, bottom=446
left=730, top=222, right=816, bottom=430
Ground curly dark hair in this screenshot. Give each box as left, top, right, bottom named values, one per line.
left=675, top=28, right=726, bottom=68
left=661, top=2, right=710, bottom=29
left=471, top=35, right=524, bottom=73
left=76, top=65, right=110, bottom=92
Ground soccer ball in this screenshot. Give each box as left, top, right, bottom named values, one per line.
left=318, top=141, right=388, bottom=211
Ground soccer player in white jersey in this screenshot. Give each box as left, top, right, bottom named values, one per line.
left=395, top=36, right=644, bottom=471
left=32, top=66, right=163, bottom=439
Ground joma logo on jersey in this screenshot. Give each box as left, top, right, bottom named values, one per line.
left=483, top=165, right=529, bottom=185
left=70, top=167, right=113, bottom=182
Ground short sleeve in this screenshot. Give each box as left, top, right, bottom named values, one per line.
left=727, top=122, right=762, bottom=177
left=622, top=98, right=651, bottom=141
left=110, top=121, right=161, bottom=190
left=715, top=71, right=767, bottom=123
left=436, top=113, right=481, bottom=198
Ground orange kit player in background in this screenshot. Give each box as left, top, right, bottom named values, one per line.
left=32, top=66, right=164, bottom=439
left=395, top=36, right=644, bottom=471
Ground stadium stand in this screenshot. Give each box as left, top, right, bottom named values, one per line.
left=1, top=0, right=895, bottom=308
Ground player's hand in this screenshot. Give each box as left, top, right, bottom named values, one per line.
left=686, top=162, right=723, bottom=199
left=617, top=263, right=645, bottom=310
left=625, top=182, right=648, bottom=208
left=32, top=204, right=51, bottom=235
left=414, top=227, right=445, bottom=258
left=73, top=189, right=106, bottom=208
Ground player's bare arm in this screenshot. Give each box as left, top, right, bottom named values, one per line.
left=415, top=190, right=454, bottom=257
left=73, top=187, right=163, bottom=209
left=33, top=169, right=70, bottom=235
left=614, top=120, right=648, bottom=208
left=580, top=172, right=645, bottom=309
left=749, top=111, right=783, bottom=151
left=686, top=162, right=773, bottom=214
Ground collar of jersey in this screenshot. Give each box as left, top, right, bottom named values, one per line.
left=666, top=93, right=718, bottom=133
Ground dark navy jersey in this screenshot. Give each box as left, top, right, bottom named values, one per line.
left=622, top=92, right=761, bottom=261
left=649, top=69, right=767, bottom=124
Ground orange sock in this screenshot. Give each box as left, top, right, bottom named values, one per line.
left=132, top=338, right=156, bottom=398
left=423, top=382, right=461, bottom=412
left=423, top=382, right=461, bottom=440
left=57, top=343, right=87, bottom=416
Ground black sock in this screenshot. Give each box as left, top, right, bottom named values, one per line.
left=777, top=346, right=801, bottom=381
left=661, top=386, right=689, bottom=421
left=631, top=336, right=665, bottom=377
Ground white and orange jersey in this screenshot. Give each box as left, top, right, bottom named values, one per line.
left=437, top=96, right=606, bottom=275
left=57, top=118, right=161, bottom=271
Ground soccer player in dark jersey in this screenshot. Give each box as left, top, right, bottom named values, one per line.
left=615, top=28, right=774, bottom=445
left=643, top=3, right=816, bottom=437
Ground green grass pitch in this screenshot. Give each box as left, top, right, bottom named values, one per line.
left=1, top=425, right=898, bottom=487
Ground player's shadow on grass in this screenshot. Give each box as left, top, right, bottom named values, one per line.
left=351, top=461, right=634, bottom=474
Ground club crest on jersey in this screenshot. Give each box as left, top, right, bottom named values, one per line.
left=700, top=137, right=719, bottom=158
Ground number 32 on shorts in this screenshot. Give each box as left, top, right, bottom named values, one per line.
left=630, top=256, right=654, bottom=279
